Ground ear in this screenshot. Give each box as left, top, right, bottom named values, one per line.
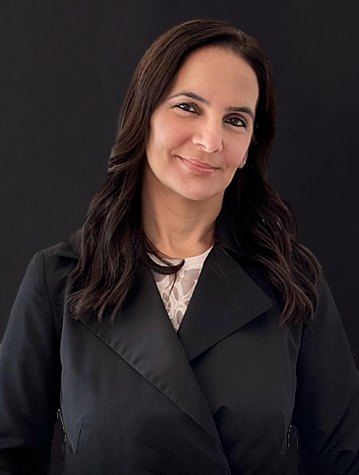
left=238, top=150, right=249, bottom=169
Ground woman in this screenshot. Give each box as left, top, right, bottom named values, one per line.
left=0, top=18, right=358, bottom=475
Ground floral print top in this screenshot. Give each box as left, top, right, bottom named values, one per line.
left=149, top=246, right=213, bottom=332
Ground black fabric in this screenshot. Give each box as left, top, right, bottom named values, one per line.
left=0, top=223, right=358, bottom=474
left=0, top=449, right=51, bottom=474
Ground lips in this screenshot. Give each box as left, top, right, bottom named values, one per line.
left=177, top=156, right=218, bottom=169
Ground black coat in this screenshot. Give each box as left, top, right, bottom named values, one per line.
left=1, top=222, right=359, bottom=474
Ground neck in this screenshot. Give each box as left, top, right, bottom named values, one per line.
left=141, top=166, right=223, bottom=259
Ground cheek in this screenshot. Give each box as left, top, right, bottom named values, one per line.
left=152, top=115, right=185, bottom=153
left=225, top=142, right=249, bottom=169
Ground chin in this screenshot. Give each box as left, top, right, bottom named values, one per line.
left=177, top=188, right=224, bottom=203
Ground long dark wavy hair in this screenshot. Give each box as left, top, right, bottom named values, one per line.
left=66, top=18, right=322, bottom=327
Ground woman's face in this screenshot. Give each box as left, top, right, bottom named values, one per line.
left=145, top=46, right=259, bottom=204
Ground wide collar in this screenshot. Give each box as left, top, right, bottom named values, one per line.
left=56, top=217, right=273, bottom=447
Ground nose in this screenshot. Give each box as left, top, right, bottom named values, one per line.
left=191, top=118, right=224, bottom=153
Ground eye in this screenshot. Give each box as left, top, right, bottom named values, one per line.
left=175, top=103, right=197, bottom=113
left=174, top=103, right=247, bottom=129
left=226, top=116, right=246, bottom=128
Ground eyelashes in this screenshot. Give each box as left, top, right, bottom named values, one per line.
left=175, top=103, right=247, bottom=128
left=176, top=103, right=198, bottom=113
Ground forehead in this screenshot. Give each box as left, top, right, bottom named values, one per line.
left=168, top=46, right=259, bottom=105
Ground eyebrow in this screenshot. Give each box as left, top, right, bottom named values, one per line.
left=167, top=91, right=255, bottom=120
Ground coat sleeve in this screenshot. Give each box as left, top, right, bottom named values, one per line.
left=291, top=273, right=359, bottom=474
left=0, top=251, right=61, bottom=474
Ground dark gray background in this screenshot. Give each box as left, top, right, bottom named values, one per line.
left=1, top=1, right=358, bottom=473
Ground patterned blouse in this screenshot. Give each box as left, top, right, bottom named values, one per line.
left=149, top=246, right=213, bottom=332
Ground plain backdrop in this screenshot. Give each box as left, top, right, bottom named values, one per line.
left=1, top=1, right=358, bottom=474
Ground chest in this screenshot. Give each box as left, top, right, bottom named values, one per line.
left=58, top=245, right=302, bottom=473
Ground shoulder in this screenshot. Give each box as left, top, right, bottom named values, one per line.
left=305, top=271, right=340, bottom=330
left=42, top=227, right=82, bottom=261
left=29, top=229, right=82, bottom=337
left=35, top=228, right=81, bottom=277
left=26, top=229, right=82, bottom=315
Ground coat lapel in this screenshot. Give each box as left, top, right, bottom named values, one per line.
left=177, top=244, right=273, bottom=361
left=54, top=223, right=273, bottom=447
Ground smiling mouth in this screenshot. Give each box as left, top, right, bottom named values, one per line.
left=177, top=155, right=219, bottom=175
left=177, top=156, right=218, bottom=170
